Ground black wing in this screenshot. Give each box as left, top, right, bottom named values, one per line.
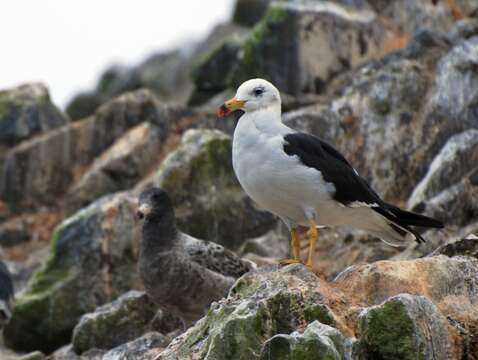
left=283, top=132, right=383, bottom=207
left=282, top=133, right=444, bottom=243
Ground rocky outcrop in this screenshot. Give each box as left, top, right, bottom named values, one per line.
left=159, top=255, right=478, bottom=359
left=72, top=291, right=159, bottom=354
left=3, top=0, right=478, bottom=358
left=232, top=2, right=387, bottom=95
left=358, top=294, right=453, bottom=359
left=0, top=89, right=167, bottom=212
left=408, top=129, right=478, bottom=209
left=102, top=332, right=167, bottom=360
left=64, top=122, right=162, bottom=214
left=0, top=83, right=68, bottom=147
left=66, top=49, right=192, bottom=122
left=260, top=321, right=347, bottom=360
left=3, top=192, right=141, bottom=353
left=141, top=129, right=276, bottom=250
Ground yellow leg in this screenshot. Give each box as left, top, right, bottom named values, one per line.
left=279, top=228, right=302, bottom=266
left=306, top=220, right=318, bottom=270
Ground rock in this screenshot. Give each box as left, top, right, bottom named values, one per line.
left=3, top=192, right=141, bottom=353
left=0, top=83, right=68, bottom=147
left=189, top=34, right=246, bottom=106
left=102, top=332, right=167, bottom=360
left=65, top=122, right=162, bottom=214
left=0, top=89, right=166, bottom=212
left=0, top=217, right=30, bottom=247
left=72, top=291, right=159, bottom=354
left=49, top=345, right=80, bottom=360
left=260, top=321, right=346, bottom=360
left=17, top=351, right=46, bottom=360
left=66, top=48, right=191, bottom=121
left=233, top=0, right=271, bottom=27
left=239, top=227, right=289, bottom=259
left=160, top=255, right=478, bottom=359
left=0, top=260, right=14, bottom=330
left=430, top=234, right=478, bottom=259
left=66, top=22, right=243, bottom=120
left=415, top=170, right=478, bottom=227
left=282, top=26, right=478, bottom=207
left=231, top=2, right=387, bottom=96
left=358, top=294, right=453, bottom=359
left=408, top=129, right=478, bottom=209
left=158, top=265, right=340, bottom=360
left=143, top=129, right=276, bottom=250
left=333, top=256, right=478, bottom=323
left=49, top=345, right=105, bottom=360
left=64, top=92, right=102, bottom=123
left=368, top=0, right=475, bottom=34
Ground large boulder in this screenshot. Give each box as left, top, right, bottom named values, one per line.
left=358, top=294, right=453, bottom=359
left=65, top=49, right=191, bottom=121
left=283, top=27, right=478, bottom=206
left=3, top=192, right=141, bottom=353
left=72, top=291, right=159, bottom=354
left=408, top=129, right=478, bottom=209
left=158, top=265, right=337, bottom=360
left=141, top=129, right=276, bottom=250
left=231, top=2, right=386, bottom=95
left=0, top=89, right=168, bottom=212
left=158, top=255, right=478, bottom=359
left=64, top=122, right=162, bottom=214
left=102, top=332, right=168, bottom=360
left=0, top=83, right=68, bottom=147
left=260, top=321, right=346, bottom=360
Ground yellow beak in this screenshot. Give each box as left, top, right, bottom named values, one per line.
left=217, top=97, right=246, bottom=118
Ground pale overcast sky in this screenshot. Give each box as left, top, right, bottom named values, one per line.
left=0, top=0, right=234, bottom=107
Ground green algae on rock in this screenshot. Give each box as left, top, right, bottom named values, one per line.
left=358, top=294, right=453, bottom=360
left=260, top=321, right=346, bottom=360
left=4, top=193, right=141, bottom=353
left=158, top=265, right=340, bottom=360
left=72, top=291, right=159, bottom=354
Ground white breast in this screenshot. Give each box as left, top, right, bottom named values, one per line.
left=232, top=112, right=335, bottom=226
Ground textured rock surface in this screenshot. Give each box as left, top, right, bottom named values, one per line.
left=65, top=122, right=162, bottom=214
left=0, top=89, right=163, bottom=212
left=158, top=265, right=330, bottom=360
left=358, top=294, right=453, bottom=359
left=0, top=83, right=68, bottom=147
left=408, top=129, right=478, bottom=209
left=102, top=332, right=167, bottom=360
left=231, top=2, right=386, bottom=95
left=159, top=255, right=478, bottom=359
left=66, top=49, right=192, bottom=121
left=260, top=321, right=346, bottom=360
left=3, top=1, right=478, bottom=358
left=143, top=129, right=276, bottom=250
left=72, top=291, right=159, bottom=354
left=4, top=192, right=141, bottom=353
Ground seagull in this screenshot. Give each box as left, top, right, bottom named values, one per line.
left=137, top=187, right=255, bottom=322
left=218, top=78, right=444, bottom=270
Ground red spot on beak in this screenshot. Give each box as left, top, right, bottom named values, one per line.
left=217, top=104, right=230, bottom=118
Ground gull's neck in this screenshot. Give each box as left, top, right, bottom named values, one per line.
left=239, top=105, right=291, bottom=136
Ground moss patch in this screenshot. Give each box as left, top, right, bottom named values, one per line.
left=359, top=299, right=421, bottom=360
left=231, top=4, right=289, bottom=87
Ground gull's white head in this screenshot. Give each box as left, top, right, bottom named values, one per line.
left=218, top=78, right=281, bottom=117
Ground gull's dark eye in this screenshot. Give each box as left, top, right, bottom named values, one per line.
left=253, top=87, right=264, bottom=96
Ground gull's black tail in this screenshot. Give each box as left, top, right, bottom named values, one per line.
left=373, top=203, right=444, bottom=245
